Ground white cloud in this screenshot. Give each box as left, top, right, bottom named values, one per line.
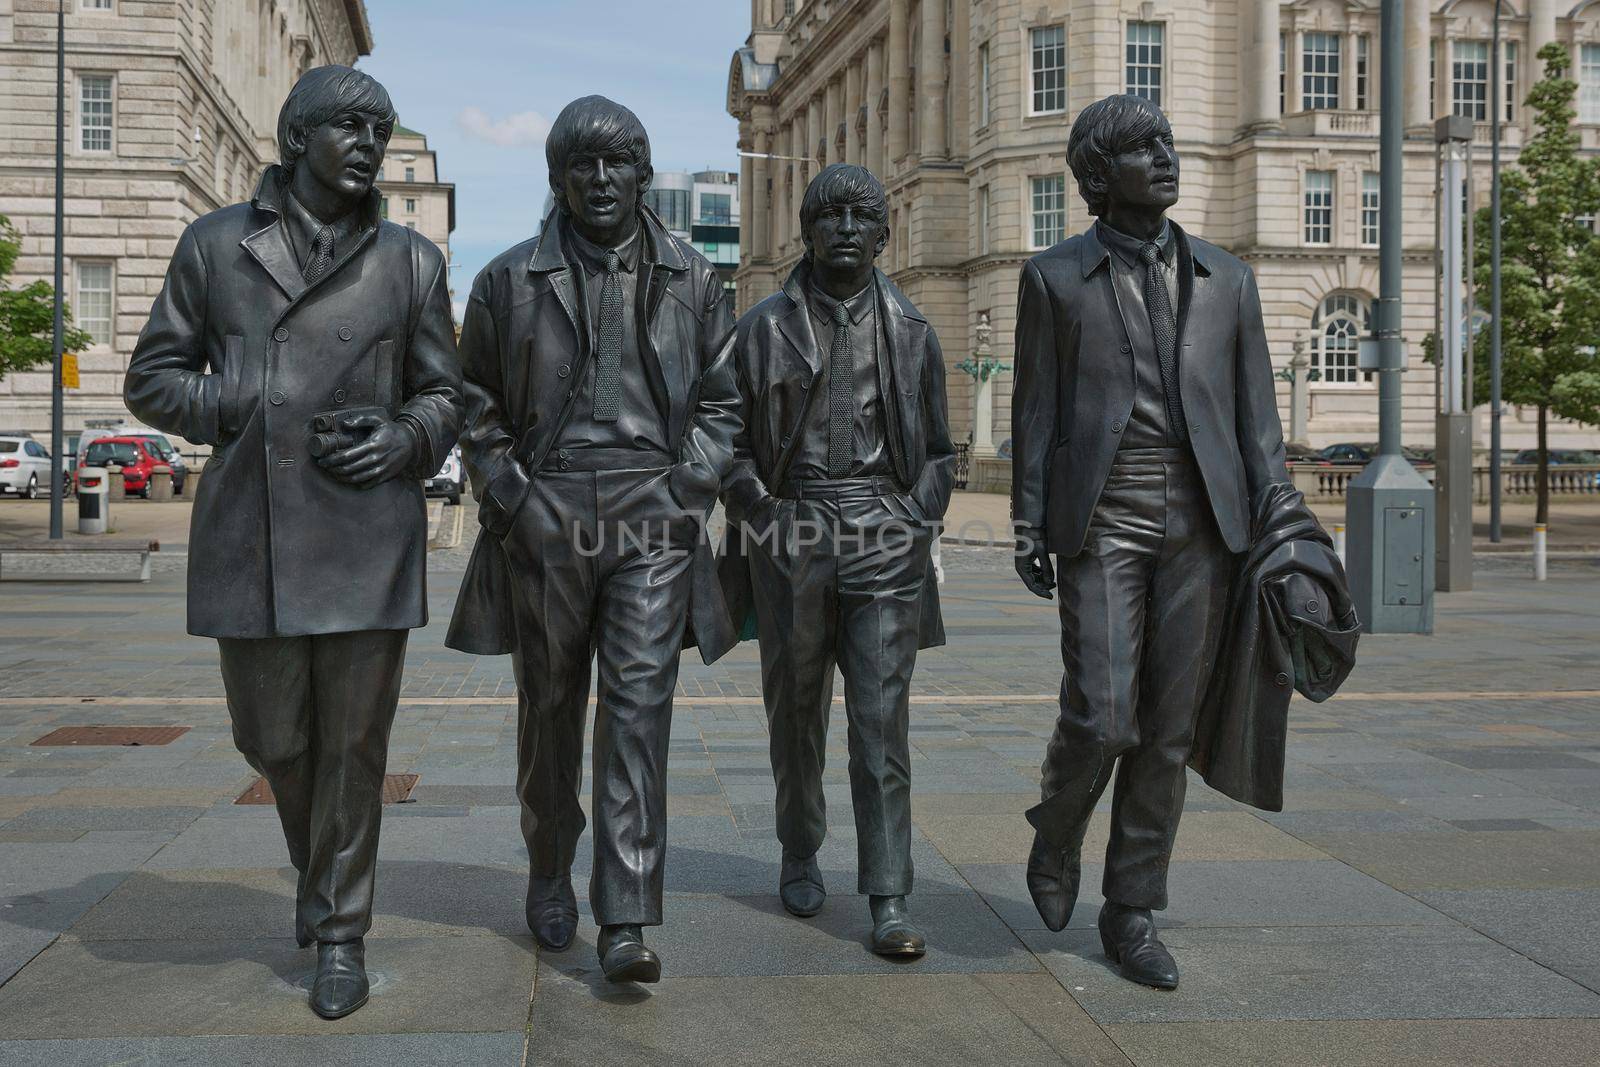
left=456, top=107, right=551, bottom=148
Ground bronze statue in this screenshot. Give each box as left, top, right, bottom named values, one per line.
left=707, top=164, right=955, bottom=957
left=124, top=66, right=462, bottom=1018
left=446, top=96, right=741, bottom=984
left=1010, top=94, right=1316, bottom=990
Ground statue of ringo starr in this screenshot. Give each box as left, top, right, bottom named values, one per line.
left=1010, top=95, right=1290, bottom=990
left=124, top=67, right=461, bottom=1018
left=708, top=164, right=956, bottom=957
left=446, top=96, right=741, bottom=984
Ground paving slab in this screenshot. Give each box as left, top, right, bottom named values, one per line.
left=1417, top=887, right=1600, bottom=990
left=1303, top=829, right=1600, bottom=889
left=0, top=1033, right=527, bottom=1067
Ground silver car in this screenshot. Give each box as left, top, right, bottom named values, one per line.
left=0, top=435, right=56, bottom=499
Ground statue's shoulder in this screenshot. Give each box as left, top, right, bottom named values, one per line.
left=183, top=201, right=260, bottom=245
left=1180, top=229, right=1249, bottom=282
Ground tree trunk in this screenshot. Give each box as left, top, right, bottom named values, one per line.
left=1536, top=404, right=1550, bottom=526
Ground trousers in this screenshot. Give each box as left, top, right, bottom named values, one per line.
left=1027, top=448, right=1233, bottom=909
left=503, top=461, right=693, bottom=926
left=749, top=475, right=932, bottom=896
left=216, top=628, right=408, bottom=944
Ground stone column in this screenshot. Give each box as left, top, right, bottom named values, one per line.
left=845, top=58, right=863, bottom=165
left=866, top=40, right=886, bottom=176
left=806, top=95, right=822, bottom=179
left=1242, top=0, right=1282, bottom=132
left=888, top=0, right=911, bottom=161
left=918, top=0, right=947, bottom=158
left=1530, top=0, right=1558, bottom=62
left=825, top=76, right=843, bottom=166
left=1404, top=0, right=1433, bottom=131
left=752, top=127, right=771, bottom=260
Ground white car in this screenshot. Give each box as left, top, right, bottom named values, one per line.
left=425, top=445, right=467, bottom=505
left=0, top=435, right=57, bottom=499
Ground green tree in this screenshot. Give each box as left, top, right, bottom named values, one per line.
left=0, top=213, right=93, bottom=385
left=1472, top=43, right=1600, bottom=522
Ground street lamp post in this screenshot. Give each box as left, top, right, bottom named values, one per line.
left=1436, top=115, right=1474, bottom=592
left=1345, top=0, right=1436, bottom=633
left=1490, top=0, right=1505, bottom=542
left=49, top=0, right=66, bottom=541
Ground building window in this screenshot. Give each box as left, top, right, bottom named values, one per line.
left=82, top=0, right=113, bottom=9
left=1279, top=34, right=1287, bottom=115
left=79, top=74, right=113, bottom=152
left=784, top=0, right=795, bottom=17
left=977, top=185, right=990, bottom=255
left=644, top=187, right=691, bottom=232
left=979, top=42, right=992, bottom=126
left=1360, top=172, right=1380, bottom=247
left=404, top=166, right=415, bottom=182
left=1126, top=22, right=1164, bottom=106
left=1030, top=25, right=1067, bottom=115
left=1304, top=171, right=1334, bottom=245
left=1355, top=35, right=1370, bottom=110
left=75, top=262, right=114, bottom=347
left=404, top=198, right=417, bottom=213
left=1452, top=40, right=1490, bottom=121
left=381, top=197, right=389, bottom=218
left=1302, top=33, right=1341, bottom=111
left=1030, top=175, right=1066, bottom=250
left=698, top=192, right=732, bottom=225
left=1502, top=42, right=1519, bottom=123
left=1583, top=44, right=1600, bottom=123
left=1311, top=293, right=1372, bottom=385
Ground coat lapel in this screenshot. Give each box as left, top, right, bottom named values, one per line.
left=240, top=220, right=307, bottom=303
left=877, top=272, right=922, bottom=484
left=775, top=262, right=822, bottom=379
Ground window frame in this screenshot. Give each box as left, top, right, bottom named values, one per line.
left=1310, top=292, right=1375, bottom=388
left=979, top=41, right=992, bottom=127
left=1027, top=24, right=1068, bottom=117
left=1125, top=21, right=1165, bottom=107
left=1360, top=172, right=1380, bottom=248
left=1355, top=35, right=1370, bottom=110
left=1452, top=39, right=1491, bottom=122
left=81, top=0, right=114, bottom=10
left=1582, top=43, right=1600, bottom=124
left=74, top=260, right=115, bottom=349
left=1303, top=170, right=1335, bottom=247
left=1028, top=174, right=1067, bottom=251
left=1301, top=31, right=1342, bottom=112
left=77, top=72, right=115, bottom=155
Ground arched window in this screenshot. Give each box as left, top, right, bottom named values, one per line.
left=1310, top=292, right=1372, bottom=385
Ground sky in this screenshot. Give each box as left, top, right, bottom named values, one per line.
left=357, top=0, right=750, bottom=316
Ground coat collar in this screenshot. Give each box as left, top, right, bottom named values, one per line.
left=774, top=258, right=927, bottom=376
left=240, top=165, right=381, bottom=301
left=1079, top=218, right=1212, bottom=280
left=527, top=203, right=688, bottom=275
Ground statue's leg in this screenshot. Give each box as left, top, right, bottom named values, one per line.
left=300, top=628, right=407, bottom=944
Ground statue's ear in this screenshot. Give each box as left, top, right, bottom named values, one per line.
left=635, top=162, right=654, bottom=197
left=873, top=224, right=889, bottom=258
left=280, top=124, right=306, bottom=171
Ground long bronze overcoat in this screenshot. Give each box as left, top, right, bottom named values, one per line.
left=124, top=166, right=461, bottom=638
left=444, top=208, right=741, bottom=659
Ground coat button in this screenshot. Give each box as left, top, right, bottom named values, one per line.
left=1306, top=600, right=1320, bottom=613
left=338, top=326, right=353, bottom=341
left=800, top=380, right=810, bottom=390
left=781, top=436, right=791, bottom=448
left=333, top=389, right=347, bottom=404
left=1275, top=672, right=1291, bottom=687
left=558, top=364, right=570, bottom=378
left=269, top=391, right=286, bottom=406
left=273, top=327, right=289, bottom=343
left=1111, top=420, right=1123, bottom=433
left=1120, top=343, right=1131, bottom=354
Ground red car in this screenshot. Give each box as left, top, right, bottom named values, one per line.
left=79, top=436, right=161, bottom=497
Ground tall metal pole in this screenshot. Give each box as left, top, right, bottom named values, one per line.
left=1489, top=0, right=1504, bottom=541
left=1345, top=0, right=1435, bottom=633
left=49, top=0, right=65, bottom=541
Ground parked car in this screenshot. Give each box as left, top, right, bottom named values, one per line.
left=1511, top=448, right=1600, bottom=465
left=1316, top=442, right=1435, bottom=467
left=425, top=445, right=467, bottom=505
left=136, top=434, right=188, bottom=494
left=80, top=437, right=162, bottom=498
left=0, top=435, right=55, bottom=499
left=1284, top=442, right=1322, bottom=463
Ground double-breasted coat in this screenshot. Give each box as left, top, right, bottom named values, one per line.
left=1011, top=221, right=1288, bottom=557
left=444, top=207, right=742, bottom=659
left=705, top=262, right=957, bottom=664
left=124, top=166, right=461, bottom=638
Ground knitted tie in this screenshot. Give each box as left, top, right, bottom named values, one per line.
left=593, top=250, right=623, bottom=422
left=827, top=300, right=854, bottom=478
left=303, top=225, right=334, bottom=283
left=1138, top=242, right=1188, bottom=443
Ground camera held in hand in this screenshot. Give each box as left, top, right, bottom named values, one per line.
left=308, top=407, right=389, bottom=459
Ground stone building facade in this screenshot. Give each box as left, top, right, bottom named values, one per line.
left=0, top=0, right=373, bottom=437
left=726, top=0, right=1600, bottom=465
left=378, top=124, right=456, bottom=268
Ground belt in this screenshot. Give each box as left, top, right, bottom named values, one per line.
left=1110, top=446, right=1194, bottom=469
left=777, top=474, right=906, bottom=500
left=539, top=447, right=673, bottom=473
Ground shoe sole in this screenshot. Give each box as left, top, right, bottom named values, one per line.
left=604, top=957, right=662, bottom=983
left=871, top=943, right=926, bottom=959
left=532, top=928, right=576, bottom=952
left=311, top=992, right=369, bottom=1020
left=781, top=894, right=824, bottom=918
left=1100, top=930, right=1178, bottom=991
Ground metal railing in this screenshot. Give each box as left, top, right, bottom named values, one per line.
left=1290, top=462, right=1600, bottom=501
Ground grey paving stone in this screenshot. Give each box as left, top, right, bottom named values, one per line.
left=0, top=1033, right=527, bottom=1067
left=1303, top=829, right=1600, bottom=890
left=1417, top=887, right=1600, bottom=990
left=1023, top=924, right=1600, bottom=1024
left=2, top=805, right=205, bottom=832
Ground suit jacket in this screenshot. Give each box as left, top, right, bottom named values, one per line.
left=444, top=207, right=740, bottom=659
left=1189, top=482, right=1360, bottom=811
left=1011, top=221, right=1288, bottom=556
left=124, top=166, right=461, bottom=638
left=704, top=261, right=956, bottom=664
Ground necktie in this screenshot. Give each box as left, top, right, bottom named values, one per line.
left=827, top=300, right=853, bottom=478
left=1138, top=242, right=1188, bottom=443
left=594, top=250, right=623, bottom=422
left=304, top=225, right=334, bottom=283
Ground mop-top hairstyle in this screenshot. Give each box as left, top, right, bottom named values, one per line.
left=545, top=95, right=653, bottom=209
left=798, top=164, right=888, bottom=257
left=276, top=66, right=396, bottom=173
left=1066, top=94, right=1172, bottom=217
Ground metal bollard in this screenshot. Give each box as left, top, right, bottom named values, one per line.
left=77, top=466, right=109, bottom=534
left=1333, top=523, right=1347, bottom=565
left=1534, top=523, right=1548, bottom=581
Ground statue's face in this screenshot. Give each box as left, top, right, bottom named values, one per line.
left=300, top=111, right=388, bottom=203
left=804, top=199, right=888, bottom=275
left=560, top=149, right=649, bottom=241
left=1102, top=121, right=1179, bottom=214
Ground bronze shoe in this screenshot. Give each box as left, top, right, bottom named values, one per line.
left=868, top=895, right=926, bottom=958
left=597, top=923, right=662, bottom=983
left=1025, top=831, right=1080, bottom=932
left=1098, top=901, right=1179, bottom=990
left=310, top=938, right=369, bottom=1019
left=779, top=851, right=826, bottom=917
left=526, top=872, right=578, bottom=951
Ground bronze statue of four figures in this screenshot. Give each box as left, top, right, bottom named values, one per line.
left=126, top=67, right=1356, bottom=1019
